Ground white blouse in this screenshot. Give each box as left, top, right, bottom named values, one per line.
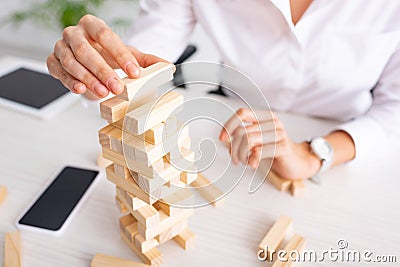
left=127, top=0, right=400, bottom=161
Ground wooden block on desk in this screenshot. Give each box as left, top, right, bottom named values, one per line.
left=124, top=91, right=183, bottom=135
left=135, top=234, right=160, bottom=253
left=0, top=185, right=8, bottom=205
left=190, top=173, right=224, bottom=207
left=173, top=228, right=196, bottom=250
left=267, top=171, right=292, bottom=192
left=119, top=62, right=174, bottom=101
left=271, top=234, right=306, bottom=267
left=258, top=215, right=293, bottom=258
left=4, top=231, right=22, bottom=267
left=91, top=253, right=150, bottom=267
left=138, top=210, right=193, bottom=240
left=290, top=180, right=307, bottom=197
left=100, top=96, right=129, bottom=123
left=120, top=230, right=163, bottom=267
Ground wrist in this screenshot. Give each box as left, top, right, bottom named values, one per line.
left=300, top=141, right=322, bottom=177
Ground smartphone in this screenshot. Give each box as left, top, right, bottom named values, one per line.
left=16, top=166, right=101, bottom=235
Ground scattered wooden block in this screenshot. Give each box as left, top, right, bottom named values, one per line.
left=290, top=180, right=307, bottom=197
left=137, top=210, right=193, bottom=240
left=119, top=62, right=175, bottom=101
left=0, top=185, right=8, bottom=205
left=173, top=228, right=196, bottom=250
left=100, top=96, right=130, bottom=123
left=267, top=171, right=292, bottom=192
left=4, top=231, right=22, bottom=267
left=124, top=91, right=183, bottom=135
left=91, top=253, right=150, bottom=267
left=135, top=234, right=160, bottom=253
left=271, top=234, right=306, bottom=267
left=120, top=229, right=163, bottom=267
left=190, top=173, right=224, bottom=207
left=258, top=215, right=293, bottom=260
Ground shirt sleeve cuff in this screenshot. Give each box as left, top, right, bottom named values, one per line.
left=332, top=116, right=388, bottom=163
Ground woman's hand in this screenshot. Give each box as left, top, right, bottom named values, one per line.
left=219, top=108, right=321, bottom=180
left=47, top=14, right=167, bottom=98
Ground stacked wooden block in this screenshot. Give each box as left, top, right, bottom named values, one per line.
left=98, top=63, right=197, bottom=266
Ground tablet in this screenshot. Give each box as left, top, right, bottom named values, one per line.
left=0, top=57, right=77, bottom=119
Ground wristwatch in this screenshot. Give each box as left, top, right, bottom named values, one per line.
left=308, top=137, right=334, bottom=184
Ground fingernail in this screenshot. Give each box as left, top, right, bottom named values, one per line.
left=108, top=78, right=123, bottom=94
left=94, top=83, right=108, bottom=97
left=126, top=62, right=141, bottom=77
left=73, top=83, right=85, bottom=94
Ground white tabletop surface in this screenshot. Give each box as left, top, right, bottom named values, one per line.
left=0, top=57, right=399, bottom=266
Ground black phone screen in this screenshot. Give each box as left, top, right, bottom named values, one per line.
left=18, top=167, right=99, bottom=231
left=0, top=68, right=69, bottom=109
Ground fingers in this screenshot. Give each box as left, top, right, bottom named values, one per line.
left=47, top=54, right=86, bottom=94
left=220, top=108, right=275, bottom=142
left=53, top=39, right=108, bottom=96
left=129, top=46, right=169, bottom=68
left=63, top=26, right=123, bottom=96
left=79, top=15, right=141, bottom=78
left=248, top=144, right=276, bottom=168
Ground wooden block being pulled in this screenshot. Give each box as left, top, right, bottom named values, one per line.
left=290, top=180, right=307, bottom=197
left=173, top=228, right=196, bottom=250
left=0, top=185, right=8, bottom=205
left=120, top=229, right=163, bottom=267
left=267, top=171, right=292, bottom=192
left=124, top=91, right=183, bottom=135
left=119, top=62, right=175, bottom=101
left=271, top=234, right=306, bottom=267
left=91, top=253, right=150, bottom=267
left=258, top=215, right=293, bottom=259
left=100, top=96, right=130, bottom=123
left=4, top=231, right=22, bottom=267
left=190, top=173, right=224, bottom=207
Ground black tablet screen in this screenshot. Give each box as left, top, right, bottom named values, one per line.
left=0, top=68, right=69, bottom=109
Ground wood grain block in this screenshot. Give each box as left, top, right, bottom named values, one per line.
left=91, top=253, right=150, bottom=267
left=119, top=62, right=174, bottom=101
left=0, top=185, right=8, bottom=205
left=258, top=215, right=293, bottom=259
left=114, top=163, right=130, bottom=179
left=98, top=124, right=114, bottom=148
left=157, top=220, right=188, bottom=244
left=106, top=165, right=157, bottom=204
left=271, top=234, right=306, bottom=267
left=98, top=124, right=123, bottom=153
left=100, top=96, right=129, bottom=123
left=135, top=234, right=160, bottom=253
left=173, top=228, right=196, bottom=250
left=115, top=196, right=129, bottom=214
left=137, top=210, right=193, bottom=240
left=119, top=214, right=137, bottom=233
left=125, top=222, right=139, bottom=243
left=124, top=91, right=183, bottom=135
left=4, top=231, right=22, bottom=267
left=102, top=147, right=162, bottom=178
left=190, top=173, right=224, bottom=207
left=97, top=152, right=112, bottom=168
left=290, top=180, right=307, bottom=197
left=120, top=230, right=163, bottom=267
left=116, top=187, right=147, bottom=211
left=154, top=188, right=193, bottom=216
left=267, top=171, right=292, bottom=192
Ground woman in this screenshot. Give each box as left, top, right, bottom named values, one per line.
left=46, top=0, right=400, bottom=180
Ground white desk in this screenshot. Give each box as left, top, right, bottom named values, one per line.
left=0, top=58, right=399, bottom=267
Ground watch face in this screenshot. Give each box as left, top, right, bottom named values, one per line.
left=311, top=137, right=332, bottom=159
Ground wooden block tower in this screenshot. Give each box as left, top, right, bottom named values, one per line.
left=98, top=63, right=198, bottom=266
